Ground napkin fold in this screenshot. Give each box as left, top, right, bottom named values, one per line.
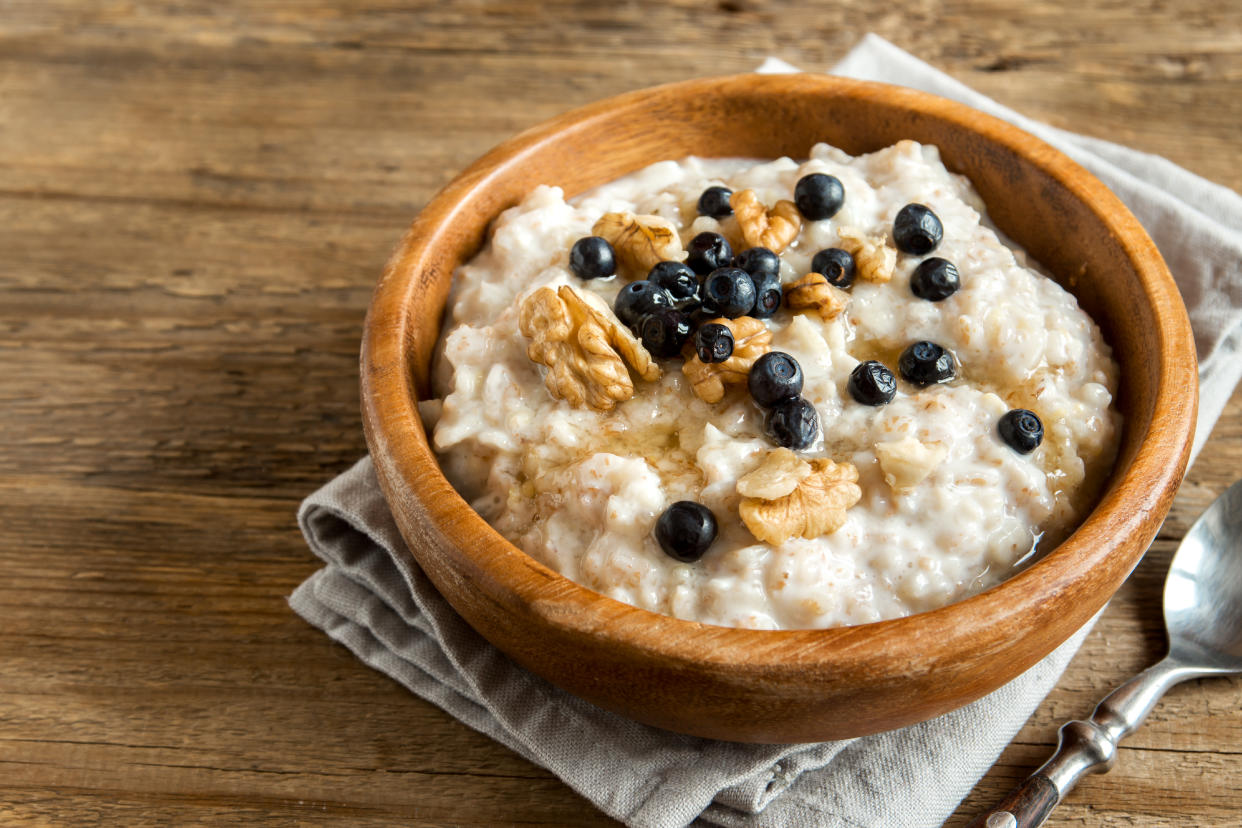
left=290, top=35, right=1242, bottom=828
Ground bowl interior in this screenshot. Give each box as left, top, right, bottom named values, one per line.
left=362, top=73, right=1196, bottom=741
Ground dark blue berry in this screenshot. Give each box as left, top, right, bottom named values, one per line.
left=750, top=273, right=783, bottom=319
left=748, top=351, right=803, bottom=408
left=701, top=267, right=756, bottom=318
left=569, top=236, right=616, bottom=280
left=733, top=247, right=782, bottom=317
left=614, top=280, right=673, bottom=331
left=810, top=247, right=856, bottom=289
left=998, top=409, right=1043, bottom=454
left=733, top=246, right=781, bottom=282
left=794, top=173, right=845, bottom=221
left=910, top=257, right=961, bottom=301
left=648, top=261, right=700, bottom=311
left=848, top=361, right=897, bottom=406
left=694, top=323, right=734, bottom=363
left=685, top=232, right=733, bottom=276
left=655, top=501, right=717, bottom=562
left=898, top=341, right=956, bottom=386
left=893, top=204, right=943, bottom=255
left=764, top=396, right=820, bottom=450
left=639, top=309, right=692, bottom=358
left=697, top=186, right=734, bottom=219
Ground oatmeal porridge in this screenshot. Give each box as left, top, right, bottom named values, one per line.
left=422, top=139, right=1121, bottom=630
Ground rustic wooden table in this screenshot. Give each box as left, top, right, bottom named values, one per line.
left=3, top=2, right=1240, bottom=825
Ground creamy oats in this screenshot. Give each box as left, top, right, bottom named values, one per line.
left=423, top=140, right=1121, bottom=630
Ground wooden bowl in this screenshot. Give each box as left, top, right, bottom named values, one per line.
left=361, top=74, right=1197, bottom=743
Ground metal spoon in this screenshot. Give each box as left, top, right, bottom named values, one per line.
left=967, top=478, right=1242, bottom=828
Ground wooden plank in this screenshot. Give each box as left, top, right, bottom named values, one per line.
left=1, top=0, right=1240, bottom=824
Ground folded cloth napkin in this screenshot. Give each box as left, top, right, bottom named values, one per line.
left=290, top=35, right=1242, bottom=828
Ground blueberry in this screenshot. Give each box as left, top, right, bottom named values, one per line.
left=750, top=273, right=783, bottom=319
left=748, top=351, right=804, bottom=408
left=733, top=246, right=781, bottom=282
left=898, top=341, right=956, bottom=386
left=639, top=308, right=692, bottom=358
left=910, top=257, right=961, bottom=301
left=648, top=261, right=700, bottom=311
left=998, top=409, right=1044, bottom=454
left=794, top=173, right=845, bottom=221
left=655, top=501, right=717, bottom=562
left=893, top=203, right=943, bottom=255
left=694, top=323, right=734, bottom=363
left=764, top=397, right=820, bottom=450
left=685, top=232, right=733, bottom=276
left=733, top=247, right=782, bottom=318
left=810, top=247, right=856, bottom=289
left=569, top=236, right=616, bottom=280
left=701, top=267, right=756, bottom=318
left=697, top=186, right=734, bottom=219
left=614, top=280, right=673, bottom=330
left=848, top=360, right=897, bottom=406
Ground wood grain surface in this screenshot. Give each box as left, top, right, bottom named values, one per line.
left=1, top=1, right=1239, bottom=825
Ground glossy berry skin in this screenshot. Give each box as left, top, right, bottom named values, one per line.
left=694, top=323, right=734, bottom=363
left=893, top=203, right=944, bottom=255
left=748, top=351, right=804, bottom=408
left=655, top=501, right=717, bottom=563
left=793, top=173, right=845, bottom=221
left=734, top=247, right=783, bottom=318
left=750, top=273, right=783, bottom=319
left=733, top=246, right=781, bottom=282
left=910, top=257, right=961, bottom=301
left=810, top=247, right=856, bottom=289
left=647, top=261, right=701, bottom=311
left=764, top=396, right=820, bottom=450
left=701, top=267, right=756, bottom=318
left=685, top=232, right=734, bottom=276
left=614, top=280, right=673, bottom=331
left=569, top=236, right=616, bottom=280
left=639, top=309, right=692, bottom=358
left=998, top=409, right=1044, bottom=454
left=697, top=186, right=734, bottom=219
left=898, top=341, right=956, bottom=386
left=848, top=360, right=897, bottom=406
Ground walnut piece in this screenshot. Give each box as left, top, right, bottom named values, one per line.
left=730, top=189, right=803, bottom=254
left=736, top=448, right=812, bottom=500
left=591, top=211, right=684, bottom=279
left=783, top=272, right=850, bottom=321
left=837, top=226, right=896, bottom=283
left=680, top=316, right=772, bottom=403
left=518, top=284, right=660, bottom=411
left=739, top=457, right=861, bottom=545
left=875, top=436, right=948, bottom=491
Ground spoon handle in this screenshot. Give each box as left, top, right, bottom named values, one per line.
left=966, top=656, right=1199, bottom=828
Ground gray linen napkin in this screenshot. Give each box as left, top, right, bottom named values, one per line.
left=290, top=35, right=1242, bottom=828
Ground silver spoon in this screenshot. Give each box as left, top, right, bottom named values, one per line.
left=967, top=478, right=1242, bottom=828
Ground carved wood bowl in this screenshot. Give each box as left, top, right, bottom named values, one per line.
left=361, top=73, right=1197, bottom=743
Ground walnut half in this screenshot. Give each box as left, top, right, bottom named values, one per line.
left=783, top=272, right=850, bottom=321
left=518, top=284, right=660, bottom=411
left=591, top=211, right=684, bottom=279
left=730, top=189, right=803, bottom=254
left=680, top=316, right=772, bottom=404
left=738, top=453, right=861, bottom=546
left=837, top=226, right=896, bottom=283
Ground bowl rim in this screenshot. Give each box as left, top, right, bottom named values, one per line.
left=361, top=73, right=1196, bottom=677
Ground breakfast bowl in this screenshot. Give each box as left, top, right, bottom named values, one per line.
left=360, top=73, right=1196, bottom=743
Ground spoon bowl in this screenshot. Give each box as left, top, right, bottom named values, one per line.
left=1165, top=479, right=1242, bottom=669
